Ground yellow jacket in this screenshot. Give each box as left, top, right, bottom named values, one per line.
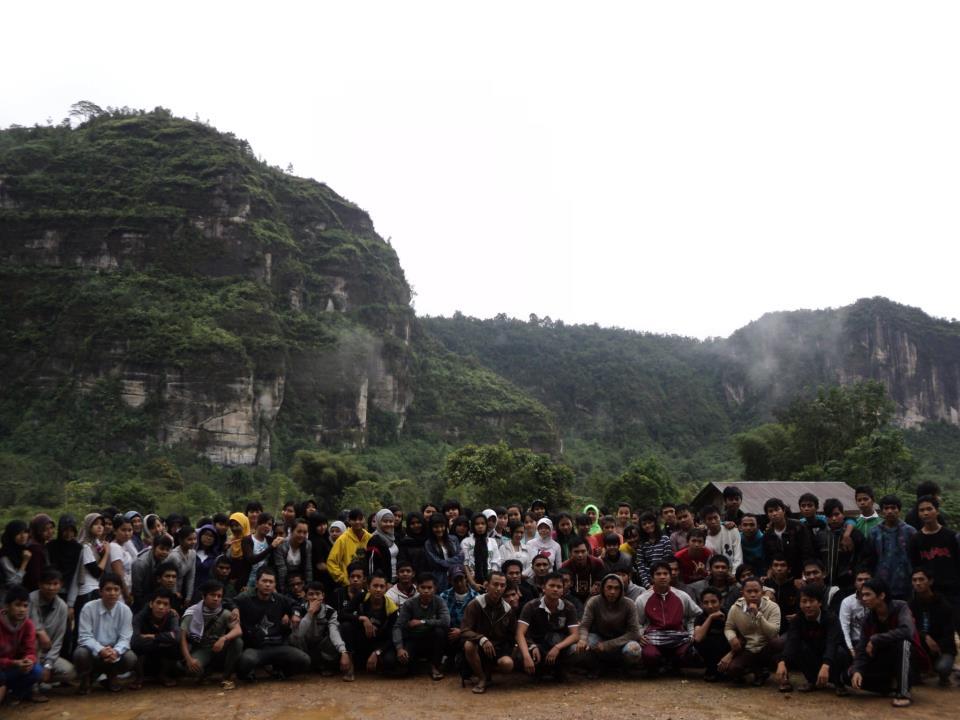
left=327, top=528, right=372, bottom=586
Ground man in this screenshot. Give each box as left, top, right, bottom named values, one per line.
left=326, top=509, right=371, bottom=587
left=851, top=578, right=928, bottom=708
left=503, top=559, right=539, bottom=606
left=516, top=572, right=578, bottom=681
left=908, top=494, right=960, bottom=623
left=722, top=487, right=745, bottom=528
left=615, top=502, right=632, bottom=534
left=235, top=567, right=311, bottom=682
left=762, top=498, right=814, bottom=580
left=838, top=568, right=872, bottom=675
left=131, top=534, right=173, bottom=609
left=460, top=571, right=517, bottom=693
left=905, top=481, right=947, bottom=531
left=674, top=528, right=712, bottom=584
left=245, top=501, right=263, bottom=531
left=864, top=495, right=916, bottom=600
left=687, top=554, right=735, bottom=606
left=635, top=562, right=699, bottom=677
left=0, top=585, right=43, bottom=704
left=693, top=587, right=729, bottom=682
left=28, top=568, right=75, bottom=697
left=762, top=554, right=799, bottom=633
left=529, top=553, right=554, bottom=593
left=600, top=533, right=632, bottom=575
left=797, top=493, right=828, bottom=535
left=576, top=574, right=642, bottom=676
left=702, top=505, right=742, bottom=570
left=180, top=579, right=243, bottom=690
left=332, top=562, right=366, bottom=622
left=739, top=514, right=765, bottom=575
left=660, top=502, right=679, bottom=535
left=801, top=559, right=841, bottom=610
left=386, top=560, right=418, bottom=608
left=776, top=584, right=842, bottom=693
left=339, top=571, right=398, bottom=679
left=152, top=562, right=183, bottom=615
left=558, top=568, right=585, bottom=619
left=560, top=537, right=604, bottom=604
left=817, top=498, right=864, bottom=596
left=720, top=577, right=783, bottom=687
left=669, top=505, right=696, bottom=553
left=292, top=580, right=350, bottom=678
left=131, top=587, right=181, bottom=688
left=74, top=572, right=137, bottom=694
left=394, top=573, right=450, bottom=679
left=908, top=567, right=955, bottom=686
left=853, top=485, right=882, bottom=537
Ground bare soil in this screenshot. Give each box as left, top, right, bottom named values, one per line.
left=9, top=673, right=952, bottom=720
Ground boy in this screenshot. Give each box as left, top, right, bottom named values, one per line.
left=0, top=586, right=42, bottom=704
left=776, top=583, right=842, bottom=693
left=853, top=485, right=881, bottom=536
left=863, top=495, right=916, bottom=600
left=693, top=587, right=729, bottom=681
left=75, top=573, right=137, bottom=693
left=394, top=573, right=450, bottom=679
left=28, top=567, right=75, bottom=696
left=702, top=505, right=742, bottom=570
left=908, top=567, right=955, bottom=686
left=292, top=581, right=351, bottom=678
left=386, top=561, right=418, bottom=608
left=674, top=529, right=712, bottom=584
left=516, top=572, right=579, bottom=681
left=180, top=579, right=242, bottom=690
left=131, top=587, right=181, bottom=688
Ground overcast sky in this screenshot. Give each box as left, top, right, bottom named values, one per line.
left=4, top=2, right=958, bottom=338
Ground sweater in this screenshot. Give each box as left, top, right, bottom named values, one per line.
left=460, top=593, right=517, bottom=646
left=782, top=609, right=840, bottom=668
left=326, top=530, right=371, bottom=587
left=28, top=590, right=68, bottom=665
left=392, top=595, right=451, bottom=648
left=635, top=587, right=698, bottom=639
left=0, top=610, right=37, bottom=667
left=724, top=596, right=781, bottom=653
left=292, top=603, right=346, bottom=654
left=578, top=594, right=641, bottom=648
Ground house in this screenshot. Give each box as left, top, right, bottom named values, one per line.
left=690, top=481, right=859, bottom=518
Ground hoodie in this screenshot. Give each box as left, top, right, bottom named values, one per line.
left=578, top=574, right=641, bottom=647
left=0, top=609, right=37, bottom=668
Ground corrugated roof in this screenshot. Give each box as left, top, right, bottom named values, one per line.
left=692, top=481, right=858, bottom=515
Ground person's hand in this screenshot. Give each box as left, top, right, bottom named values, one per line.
left=523, top=652, right=536, bottom=675
left=16, top=657, right=33, bottom=673
left=447, top=627, right=461, bottom=642
left=594, top=641, right=606, bottom=653
left=851, top=671, right=863, bottom=690
left=717, top=652, right=733, bottom=673
left=637, top=634, right=649, bottom=646
left=99, top=646, right=114, bottom=660
left=728, top=636, right=742, bottom=653
left=291, top=614, right=301, bottom=629
left=280, top=614, right=290, bottom=626
left=925, top=636, right=941, bottom=655
left=317, top=562, right=328, bottom=573
left=67, top=607, right=75, bottom=627
left=186, top=656, right=202, bottom=674
left=37, top=630, right=51, bottom=650
left=545, top=646, right=560, bottom=665
left=22, top=548, right=32, bottom=564
left=212, top=637, right=225, bottom=653
left=840, top=535, right=854, bottom=552
left=816, top=664, right=830, bottom=687
left=366, top=652, right=379, bottom=672
left=866, top=640, right=874, bottom=657
left=307, top=599, right=322, bottom=616
left=397, top=648, right=409, bottom=664
left=793, top=578, right=803, bottom=589
left=576, top=638, right=588, bottom=653
left=271, top=536, right=284, bottom=548
left=339, top=652, right=352, bottom=674
left=746, top=602, right=759, bottom=617
left=482, top=639, right=496, bottom=658
left=362, top=618, right=376, bottom=639
left=140, top=633, right=156, bottom=641
left=785, top=614, right=797, bottom=623
left=710, top=610, right=725, bottom=622
left=775, top=661, right=788, bottom=685
left=723, top=521, right=737, bottom=530
left=408, top=618, right=423, bottom=629
left=229, top=608, right=240, bottom=624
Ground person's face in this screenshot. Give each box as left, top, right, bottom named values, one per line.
left=283, top=506, right=296, bottom=522
left=677, top=511, right=693, bottom=530
left=701, top=594, right=721, bottom=613
left=742, top=582, right=761, bottom=604
left=571, top=544, right=588, bottom=563
left=704, top=513, right=721, bottom=533
left=802, top=565, right=824, bottom=584
left=379, top=516, right=395, bottom=534
left=473, top=517, right=487, bottom=536
left=601, top=520, right=616, bottom=535
left=288, top=577, right=305, bottom=597
left=558, top=517, right=573, bottom=534
left=855, top=493, right=874, bottom=514
left=799, top=501, right=817, bottom=518
left=724, top=497, right=741, bottom=511
left=417, top=580, right=436, bottom=604
left=349, top=515, right=367, bottom=533
left=215, top=520, right=228, bottom=535
left=882, top=504, right=900, bottom=523
left=150, top=596, right=171, bottom=619
left=154, top=544, right=171, bottom=562
left=329, top=525, right=343, bottom=541
left=215, top=563, right=231, bottom=580
left=604, top=543, right=619, bottom=558
left=668, top=562, right=680, bottom=579
left=292, top=524, right=308, bottom=544
left=90, top=518, right=104, bottom=539
left=504, top=589, right=520, bottom=609
left=710, top=562, right=729, bottom=582
left=445, top=507, right=460, bottom=521
left=454, top=523, right=468, bottom=539
left=917, top=501, right=938, bottom=526
left=39, top=578, right=62, bottom=600
left=912, top=572, right=932, bottom=595
left=766, top=505, right=785, bottom=526
left=432, top=522, right=446, bottom=538
left=537, top=522, right=551, bottom=539
left=247, top=510, right=260, bottom=527
left=130, top=517, right=143, bottom=535
left=203, top=589, right=223, bottom=609
left=306, top=589, right=324, bottom=605
left=101, top=582, right=122, bottom=606
left=602, top=579, right=621, bottom=602
left=369, top=576, right=387, bottom=600
left=661, top=507, right=677, bottom=526
left=452, top=574, right=468, bottom=592
left=498, top=513, right=509, bottom=532
left=533, top=559, right=550, bottom=577
left=688, top=536, right=705, bottom=552
left=200, top=531, right=216, bottom=548
left=61, top=526, right=77, bottom=542
left=348, top=570, right=365, bottom=592
left=256, top=573, right=276, bottom=597
left=510, top=526, right=524, bottom=545
left=255, top=521, right=271, bottom=537
left=7, top=599, right=29, bottom=623
left=407, top=517, right=422, bottom=535
left=531, top=506, right=546, bottom=520
left=827, top=507, right=846, bottom=529
left=229, top=521, right=243, bottom=538
left=114, top=522, right=133, bottom=544
left=486, top=575, right=506, bottom=601
left=623, top=528, right=639, bottom=545
left=507, top=508, right=521, bottom=524
left=577, top=521, right=591, bottom=537
left=160, top=571, right=178, bottom=590
left=561, top=574, right=572, bottom=592
left=799, top=594, right=821, bottom=619
left=42, top=522, right=55, bottom=542
left=505, top=565, right=522, bottom=585
left=182, top=532, right=197, bottom=550
left=523, top=516, right=536, bottom=533
left=422, top=506, right=436, bottom=521
left=854, top=572, right=871, bottom=592
left=740, top=516, right=757, bottom=536
left=544, top=578, right=564, bottom=601
left=617, top=507, right=630, bottom=525
left=641, top=519, right=656, bottom=536
left=652, top=566, right=671, bottom=591
left=102, top=517, right=114, bottom=534
left=738, top=568, right=754, bottom=582
left=586, top=508, right=597, bottom=523
left=859, top=587, right=879, bottom=610
left=397, top=566, right=414, bottom=586
left=14, top=529, right=28, bottom=546
left=771, top=560, right=789, bottom=580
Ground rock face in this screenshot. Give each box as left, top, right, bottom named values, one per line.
left=0, top=111, right=427, bottom=466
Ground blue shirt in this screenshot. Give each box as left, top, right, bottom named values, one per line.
left=78, top=599, right=133, bottom=656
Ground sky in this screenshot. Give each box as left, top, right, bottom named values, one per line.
left=3, top=2, right=958, bottom=338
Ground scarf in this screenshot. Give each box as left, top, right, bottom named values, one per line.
left=583, top=504, right=602, bottom=535
left=183, top=599, right=221, bottom=642
left=372, top=509, right=395, bottom=548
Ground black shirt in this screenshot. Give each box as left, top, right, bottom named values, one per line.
left=518, top=597, right=578, bottom=644
left=236, top=592, right=293, bottom=647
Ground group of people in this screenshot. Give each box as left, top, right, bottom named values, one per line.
left=0, top=480, right=957, bottom=708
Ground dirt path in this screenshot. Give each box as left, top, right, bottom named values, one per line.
left=10, top=674, right=951, bottom=720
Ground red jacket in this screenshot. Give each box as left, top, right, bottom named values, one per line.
left=0, top=610, right=37, bottom=667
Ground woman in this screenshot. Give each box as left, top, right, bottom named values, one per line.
left=241, top=513, right=281, bottom=589
left=124, top=511, right=145, bottom=553
left=554, top=512, right=577, bottom=562
left=143, top=514, right=166, bottom=548
left=423, top=514, right=462, bottom=591
left=582, top=504, right=602, bottom=535
left=68, top=513, right=110, bottom=621
left=224, top=512, right=250, bottom=591
left=24, top=513, right=54, bottom=591
left=366, top=509, right=399, bottom=583
left=108, top=515, right=137, bottom=603
left=632, top=511, right=672, bottom=588
left=499, top=521, right=532, bottom=574
left=168, top=526, right=198, bottom=603
left=193, top=524, right=220, bottom=600
left=451, top=515, right=471, bottom=543
left=309, top=514, right=334, bottom=594
left=521, top=511, right=538, bottom=545
left=420, top=503, right=439, bottom=523
left=328, top=521, right=345, bottom=544
left=46, top=515, right=81, bottom=600
left=0, top=520, right=31, bottom=601
left=273, top=517, right=312, bottom=593
left=460, top=513, right=501, bottom=592
left=398, top=511, right=428, bottom=573
left=525, top=517, right=562, bottom=571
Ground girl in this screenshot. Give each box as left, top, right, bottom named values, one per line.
left=193, top=525, right=220, bottom=601
left=554, top=512, right=577, bottom=562
left=0, top=521, right=31, bottom=600
left=525, top=517, right=562, bottom=571
left=108, top=516, right=136, bottom=604
left=366, top=509, right=398, bottom=583
left=499, top=521, right=532, bottom=574
left=460, top=514, right=501, bottom=592
left=68, top=513, right=110, bottom=621
left=423, top=514, right=462, bottom=592
left=397, top=511, right=428, bottom=574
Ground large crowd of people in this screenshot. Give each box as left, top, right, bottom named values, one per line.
left=0, top=479, right=957, bottom=708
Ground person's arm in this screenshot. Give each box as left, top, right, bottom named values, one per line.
left=839, top=598, right=856, bottom=652
left=870, top=602, right=915, bottom=647
left=822, top=615, right=840, bottom=666
left=326, top=610, right=347, bottom=654
left=43, top=602, right=68, bottom=664
left=113, top=606, right=134, bottom=656
left=0, top=556, right=26, bottom=588
left=578, top=598, right=594, bottom=642
left=178, top=615, right=194, bottom=664
left=374, top=611, right=396, bottom=653
left=423, top=599, right=450, bottom=629
left=516, top=618, right=534, bottom=669
left=273, top=543, right=288, bottom=591
left=729, top=531, right=743, bottom=570
left=458, top=600, right=484, bottom=643
left=77, top=604, right=102, bottom=655
left=326, top=536, right=348, bottom=587
left=757, top=600, right=781, bottom=639
left=604, top=603, right=641, bottom=649
left=693, top=614, right=713, bottom=643
left=781, top=615, right=800, bottom=666
left=157, top=613, right=180, bottom=647
left=393, top=602, right=410, bottom=650
left=723, top=606, right=739, bottom=644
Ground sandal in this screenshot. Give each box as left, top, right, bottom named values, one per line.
left=891, top=697, right=912, bottom=708
left=431, top=668, right=445, bottom=681
left=472, top=682, right=487, bottom=694
left=220, top=680, right=236, bottom=691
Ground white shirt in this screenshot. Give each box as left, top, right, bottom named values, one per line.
left=109, top=542, right=135, bottom=592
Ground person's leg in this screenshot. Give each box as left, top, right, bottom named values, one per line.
left=186, top=646, right=215, bottom=677
left=934, top=652, right=954, bottom=686
left=236, top=647, right=263, bottom=681
left=257, top=645, right=311, bottom=678
left=72, top=647, right=94, bottom=693
left=640, top=643, right=663, bottom=673
left=106, top=651, right=137, bottom=684
left=428, top=626, right=446, bottom=671
left=3, top=663, right=43, bottom=700
left=621, top=640, right=643, bottom=667
left=463, top=640, right=485, bottom=687
left=50, top=657, right=77, bottom=686
left=725, top=649, right=756, bottom=682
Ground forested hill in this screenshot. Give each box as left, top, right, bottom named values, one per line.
left=422, top=299, right=960, bottom=487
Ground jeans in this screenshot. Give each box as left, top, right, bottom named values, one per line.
left=581, top=632, right=643, bottom=670
left=236, top=644, right=311, bottom=680
left=0, top=663, right=43, bottom=699
left=183, top=638, right=243, bottom=678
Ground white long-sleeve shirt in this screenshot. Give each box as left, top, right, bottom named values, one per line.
left=838, top=593, right=866, bottom=652
left=705, top=526, right=743, bottom=570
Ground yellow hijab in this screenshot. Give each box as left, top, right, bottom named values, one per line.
left=228, top=512, right=250, bottom=558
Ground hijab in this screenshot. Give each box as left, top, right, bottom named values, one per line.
left=29, top=513, right=54, bottom=545
left=372, top=509, right=396, bottom=548
left=582, top=504, right=602, bottom=535
left=482, top=509, right=499, bottom=538
left=0, top=520, right=28, bottom=565
left=471, top=516, right=490, bottom=582
left=400, top=512, right=427, bottom=547
left=228, top=512, right=250, bottom=558
left=46, top=514, right=82, bottom=582
left=77, top=512, right=104, bottom=548
left=329, top=521, right=347, bottom=535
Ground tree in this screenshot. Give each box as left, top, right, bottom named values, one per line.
left=733, top=423, right=794, bottom=481
left=602, top=456, right=677, bottom=513
left=69, top=100, right=105, bottom=122
left=290, top=450, right=379, bottom=516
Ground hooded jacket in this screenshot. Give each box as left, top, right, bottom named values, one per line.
left=578, top=574, right=641, bottom=647
left=326, top=526, right=372, bottom=587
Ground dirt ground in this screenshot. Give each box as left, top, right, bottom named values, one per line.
left=9, top=673, right=953, bottom=720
